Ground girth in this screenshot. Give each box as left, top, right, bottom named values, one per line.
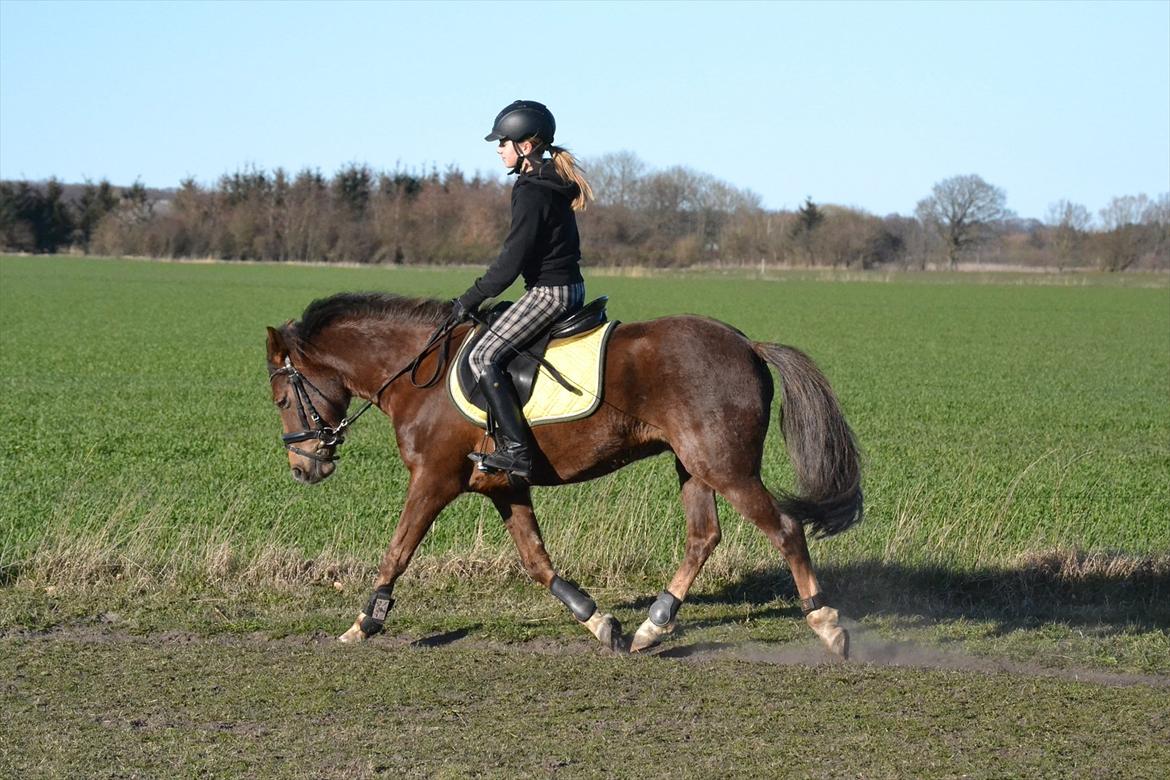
left=455, top=296, right=609, bottom=412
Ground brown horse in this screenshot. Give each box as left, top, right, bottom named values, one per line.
left=265, top=292, right=862, bottom=656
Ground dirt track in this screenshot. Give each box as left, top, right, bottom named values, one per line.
left=8, top=623, right=1167, bottom=689
left=6, top=624, right=1169, bottom=778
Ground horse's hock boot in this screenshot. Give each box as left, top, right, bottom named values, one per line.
left=474, top=365, right=533, bottom=479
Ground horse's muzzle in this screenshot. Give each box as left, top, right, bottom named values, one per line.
left=291, top=457, right=336, bottom=485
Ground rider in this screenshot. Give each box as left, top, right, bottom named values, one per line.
left=451, top=100, right=593, bottom=480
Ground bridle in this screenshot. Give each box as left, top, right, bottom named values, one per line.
left=269, top=357, right=348, bottom=462
left=269, top=316, right=461, bottom=464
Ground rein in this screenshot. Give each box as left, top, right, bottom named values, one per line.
left=270, top=316, right=460, bottom=462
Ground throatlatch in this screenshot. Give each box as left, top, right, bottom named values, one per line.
left=359, top=585, right=396, bottom=636
left=550, top=576, right=597, bottom=621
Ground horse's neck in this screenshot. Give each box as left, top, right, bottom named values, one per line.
left=319, top=320, right=435, bottom=402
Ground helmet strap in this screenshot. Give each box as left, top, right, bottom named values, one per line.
left=509, top=141, right=524, bottom=175
left=509, top=139, right=547, bottom=176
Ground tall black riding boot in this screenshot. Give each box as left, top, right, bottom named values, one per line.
left=472, top=364, right=533, bottom=480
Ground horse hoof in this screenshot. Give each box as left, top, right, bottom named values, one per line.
left=630, top=618, right=674, bottom=653
left=806, top=606, right=849, bottom=660
left=338, top=619, right=366, bottom=644
left=583, top=612, right=627, bottom=653
left=598, top=614, right=628, bottom=653
left=832, top=627, right=850, bottom=661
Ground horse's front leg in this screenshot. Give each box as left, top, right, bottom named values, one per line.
left=492, top=487, right=626, bottom=653
left=338, top=473, right=461, bottom=643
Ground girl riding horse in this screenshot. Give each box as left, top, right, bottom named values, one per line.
left=265, top=100, right=861, bottom=657
left=451, top=100, right=593, bottom=481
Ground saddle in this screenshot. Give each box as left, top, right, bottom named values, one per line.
left=448, top=296, right=617, bottom=427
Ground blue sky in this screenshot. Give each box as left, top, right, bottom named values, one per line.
left=1, top=0, right=1167, bottom=220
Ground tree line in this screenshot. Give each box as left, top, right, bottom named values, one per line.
left=2, top=156, right=1167, bottom=271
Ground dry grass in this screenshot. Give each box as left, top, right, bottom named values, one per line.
left=588, top=263, right=1169, bottom=287
left=1011, top=547, right=1170, bottom=582
left=7, top=496, right=1166, bottom=603
left=2, top=487, right=766, bottom=594
left=4, top=447, right=1164, bottom=601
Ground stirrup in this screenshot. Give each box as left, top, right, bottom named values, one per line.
left=469, top=446, right=531, bottom=481
left=476, top=455, right=531, bottom=478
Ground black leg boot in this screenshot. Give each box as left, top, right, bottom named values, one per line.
left=473, top=364, right=533, bottom=481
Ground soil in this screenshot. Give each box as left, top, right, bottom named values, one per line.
left=8, top=623, right=1166, bottom=688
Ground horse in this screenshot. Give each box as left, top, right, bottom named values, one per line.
left=265, top=292, right=863, bottom=657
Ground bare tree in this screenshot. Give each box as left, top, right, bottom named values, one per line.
left=882, top=214, right=928, bottom=269
left=1045, top=199, right=1091, bottom=269
left=1046, top=199, right=1092, bottom=231
left=1141, top=192, right=1170, bottom=226
left=915, top=174, right=1008, bottom=268
left=45, top=155, right=1162, bottom=270
left=1096, top=194, right=1155, bottom=271
left=1143, top=193, right=1170, bottom=269
left=589, top=151, right=646, bottom=208
left=1099, top=194, right=1151, bottom=230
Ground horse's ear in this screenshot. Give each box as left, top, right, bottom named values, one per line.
left=266, top=326, right=288, bottom=365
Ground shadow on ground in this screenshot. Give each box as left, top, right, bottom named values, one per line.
left=616, top=551, right=1170, bottom=636
left=409, top=625, right=480, bottom=649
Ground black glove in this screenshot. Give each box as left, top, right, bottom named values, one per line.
left=450, top=298, right=471, bottom=323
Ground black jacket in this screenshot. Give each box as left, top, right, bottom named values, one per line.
left=458, top=162, right=583, bottom=311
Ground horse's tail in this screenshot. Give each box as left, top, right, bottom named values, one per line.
left=753, top=342, right=863, bottom=538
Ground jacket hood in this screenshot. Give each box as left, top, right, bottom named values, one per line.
left=518, top=161, right=579, bottom=201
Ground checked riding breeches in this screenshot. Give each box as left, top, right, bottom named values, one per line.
left=468, top=282, right=585, bottom=378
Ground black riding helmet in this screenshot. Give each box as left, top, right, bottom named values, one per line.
left=485, top=100, right=556, bottom=144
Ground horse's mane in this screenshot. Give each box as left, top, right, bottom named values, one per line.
left=286, top=292, right=451, bottom=344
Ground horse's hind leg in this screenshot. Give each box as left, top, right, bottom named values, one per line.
left=491, top=486, right=625, bottom=652
left=719, top=477, right=848, bottom=659
left=630, top=460, right=722, bottom=652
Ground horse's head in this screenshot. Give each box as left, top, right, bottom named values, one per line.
left=265, top=325, right=351, bottom=485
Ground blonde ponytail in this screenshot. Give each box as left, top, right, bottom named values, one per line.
left=546, top=144, right=594, bottom=211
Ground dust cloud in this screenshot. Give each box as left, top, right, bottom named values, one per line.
left=650, top=620, right=1169, bottom=688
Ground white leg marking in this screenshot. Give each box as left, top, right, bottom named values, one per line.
left=581, top=611, right=611, bottom=641
left=805, top=606, right=849, bottom=658
left=630, top=618, right=675, bottom=653
left=338, top=613, right=368, bottom=643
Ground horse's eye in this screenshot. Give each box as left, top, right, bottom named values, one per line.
left=277, top=397, right=290, bottom=410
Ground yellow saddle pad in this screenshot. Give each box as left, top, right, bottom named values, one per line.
left=447, top=321, right=618, bottom=428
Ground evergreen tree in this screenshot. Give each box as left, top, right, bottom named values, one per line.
left=77, top=179, right=118, bottom=247
left=797, top=196, right=824, bottom=234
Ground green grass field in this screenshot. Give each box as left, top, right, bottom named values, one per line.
left=1, top=256, right=1166, bottom=582
left=2, top=257, right=1168, bottom=777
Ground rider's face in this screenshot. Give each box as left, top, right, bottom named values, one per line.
left=496, top=139, right=534, bottom=170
